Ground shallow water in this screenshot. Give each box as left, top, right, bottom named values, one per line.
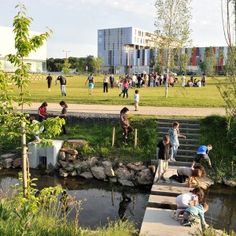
left=0, top=169, right=150, bottom=230
left=0, top=170, right=235, bottom=233
left=206, top=184, right=236, bottom=233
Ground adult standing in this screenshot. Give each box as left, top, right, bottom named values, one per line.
left=56, top=75, right=67, bottom=96
left=109, top=74, right=114, bottom=88
left=168, top=121, right=186, bottom=161
left=38, top=102, right=48, bottom=122
left=46, top=74, right=53, bottom=91
left=86, top=73, right=95, bottom=95
left=103, top=74, right=109, bottom=93
left=122, top=78, right=129, bottom=98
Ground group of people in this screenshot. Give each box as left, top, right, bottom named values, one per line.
left=46, top=74, right=67, bottom=96
left=181, top=74, right=206, bottom=87
left=155, top=121, right=213, bottom=229
left=34, top=100, right=68, bottom=140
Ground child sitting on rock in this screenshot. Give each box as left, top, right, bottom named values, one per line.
left=182, top=202, right=209, bottom=230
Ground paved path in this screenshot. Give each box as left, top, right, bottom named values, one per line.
left=20, top=102, right=225, bottom=117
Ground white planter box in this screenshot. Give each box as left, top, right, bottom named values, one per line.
left=28, top=140, right=64, bottom=169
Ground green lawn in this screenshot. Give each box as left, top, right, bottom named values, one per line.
left=12, top=74, right=226, bottom=107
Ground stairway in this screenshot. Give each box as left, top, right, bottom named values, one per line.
left=157, top=118, right=201, bottom=163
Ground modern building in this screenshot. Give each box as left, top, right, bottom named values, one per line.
left=0, top=25, right=47, bottom=72
left=97, top=26, right=228, bottom=75
left=98, top=27, right=156, bottom=74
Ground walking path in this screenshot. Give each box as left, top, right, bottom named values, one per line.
left=20, top=102, right=225, bottom=117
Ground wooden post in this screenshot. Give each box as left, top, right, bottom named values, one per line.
left=21, top=121, right=28, bottom=198
left=134, top=128, right=138, bottom=148
left=112, top=127, right=115, bottom=147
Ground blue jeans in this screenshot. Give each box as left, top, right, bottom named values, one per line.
left=171, top=144, right=179, bottom=159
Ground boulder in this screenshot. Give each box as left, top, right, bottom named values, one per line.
left=91, top=166, right=106, bottom=180
left=2, top=158, right=13, bottom=169
left=64, top=163, right=74, bottom=172
left=127, top=162, right=146, bottom=172
left=12, top=158, right=22, bottom=168
left=67, top=139, right=88, bottom=149
left=70, top=170, right=78, bottom=177
left=59, top=168, right=69, bottom=178
left=109, top=177, right=118, bottom=183
left=0, top=153, right=16, bottom=160
left=136, top=168, right=153, bottom=185
left=65, top=149, right=78, bottom=155
left=118, top=179, right=134, bottom=187
left=102, top=161, right=115, bottom=177
left=115, top=167, right=133, bottom=180
left=59, top=160, right=68, bottom=169
left=74, top=161, right=90, bottom=172
left=87, top=156, right=98, bottom=167
left=223, top=177, right=236, bottom=187
left=79, top=171, right=93, bottom=179
left=58, top=151, right=66, bottom=161
left=66, top=154, right=77, bottom=161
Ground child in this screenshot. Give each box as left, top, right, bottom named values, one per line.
left=38, top=102, right=48, bottom=122
left=176, top=187, right=205, bottom=217
left=134, top=89, right=139, bottom=111
left=120, top=107, right=133, bottom=145
left=192, top=144, right=213, bottom=169
left=59, top=101, right=68, bottom=135
left=168, top=121, right=186, bottom=162
left=156, top=135, right=172, bottom=182
left=169, top=166, right=205, bottom=187
left=182, top=202, right=209, bottom=230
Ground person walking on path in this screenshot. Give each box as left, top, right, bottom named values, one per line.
left=38, top=102, right=48, bottom=122
left=134, top=89, right=139, bottom=111
left=46, top=74, right=53, bottom=91
left=103, top=74, right=109, bottom=93
left=168, top=121, right=186, bottom=161
left=56, top=75, right=67, bottom=96
left=122, top=78, right=129, bottom=98
left=156, top=135, right=172, bottom=182
left=59, top=100, right=68, bottom=135
left=120, top=107, right=133, bottom=145
left=86, top=73, right=95, bottom=95
left=192, top=144, right=213, bottom=169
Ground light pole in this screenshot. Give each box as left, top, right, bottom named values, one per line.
left=62, top=50, right=71, bottom=59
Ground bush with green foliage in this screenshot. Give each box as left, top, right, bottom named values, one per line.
left=200, top=115, right=236, bottom=179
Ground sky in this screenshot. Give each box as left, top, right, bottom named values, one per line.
left=0, top=0, right=227, bottom=58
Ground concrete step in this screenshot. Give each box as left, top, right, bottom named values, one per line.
left=148, top=195, right=177, bottom=210
left=157, top=126, right=200, bottom=134
left=157, top=121, right=200, bottom=127
left=157, top=119, right=200, bottom=125
left=151, top=160, right=192, bottom=167
left=157, top=131, right=200, bottom=138
left=139, top=207, right=195, bottom=236
left=151, top=185, right=193, bottom=197
left=177, top=149, right=196, bottom=155
left=175, top=155, right=194, bottom=162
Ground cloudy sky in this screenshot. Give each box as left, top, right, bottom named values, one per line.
left=0, top=0, right=227, bottom=58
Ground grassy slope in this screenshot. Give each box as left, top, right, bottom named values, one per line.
left=12, top=75, right=226, bottom=107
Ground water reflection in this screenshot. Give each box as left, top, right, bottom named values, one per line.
left=206, top=185, right=236, bottom=233
left=0, top=169, right=150, bottom=229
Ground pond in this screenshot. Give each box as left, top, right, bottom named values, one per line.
left=206, top=184, right=236, bottom=233
left=0, top=169, right=150, bottom=230
left=0, top=169, right=235, bottom=233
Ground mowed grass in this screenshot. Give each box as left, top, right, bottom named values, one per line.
left=12, top=74, right=226, bottom=107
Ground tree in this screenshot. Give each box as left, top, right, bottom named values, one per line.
left=92, top=57, right=103, bottom=74
left=218, top=0, right=236, bottom=128
left=0, top=4, right=63, bottom=197
left=62, top=58, right=71, bottom=74
left=154, top=0, right=192, bottom=97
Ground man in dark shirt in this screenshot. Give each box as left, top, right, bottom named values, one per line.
left=46, top=74, right=53, bottom=91
left=56, top=75, right=67, bottom=96
left=156, top=135, right=172, bottom=182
